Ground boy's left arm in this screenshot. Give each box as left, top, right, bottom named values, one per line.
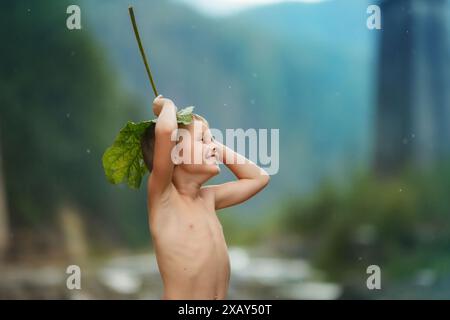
left=204, top=141, right=270, bottom=210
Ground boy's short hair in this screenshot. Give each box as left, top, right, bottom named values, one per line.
left=141, top=114, right=208, bottom=172
left=141, top=123, right=156, bottom=172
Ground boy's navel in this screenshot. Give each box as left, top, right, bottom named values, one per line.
left=189, top=224, right=194, bottom=229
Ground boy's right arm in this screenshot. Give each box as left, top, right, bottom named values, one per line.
left=150, top=95, right=178, bottom=198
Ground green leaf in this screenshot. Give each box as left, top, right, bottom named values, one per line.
left=176, top=106, right=194, bottom=125
left=102, top=106, right=195, bottom=189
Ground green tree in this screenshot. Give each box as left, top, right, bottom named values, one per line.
left=0, top=1, right=149, bottom=249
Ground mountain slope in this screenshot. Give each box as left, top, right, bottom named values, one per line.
left=82, top=0, right=376, bottom=215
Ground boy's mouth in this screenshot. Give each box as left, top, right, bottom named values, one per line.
left=205, top=151, right=216, bottom=159
left=205, top=152, right=218, bottom=164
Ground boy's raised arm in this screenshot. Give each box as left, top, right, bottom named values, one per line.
left=150, top=95, right=178, bottom=196
left=205, top=141, right=270, bottom=210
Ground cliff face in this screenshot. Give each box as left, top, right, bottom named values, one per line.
left=374, top=0, right=450, bottom=175
left=411, top=0, right=450, bottom=167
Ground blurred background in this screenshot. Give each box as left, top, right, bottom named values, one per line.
left=0, top=0, right=449, bottom=299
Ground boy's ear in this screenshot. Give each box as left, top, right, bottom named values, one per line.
left=176, top=148, right=184, bottom=165
left=171, top=144, right=184, bottom=165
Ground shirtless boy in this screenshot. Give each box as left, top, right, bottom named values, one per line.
left=141, top=95, right=270, bottom=300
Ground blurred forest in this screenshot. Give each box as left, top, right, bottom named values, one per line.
left=0, top=0, right=449, bottom=299
left=0, top=1, right=150, bottom=260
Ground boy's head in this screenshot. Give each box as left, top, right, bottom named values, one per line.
left=141, top=114, right=220, bottom=179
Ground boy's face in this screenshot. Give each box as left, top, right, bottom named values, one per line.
left=175, top=119, right=220, bottom=177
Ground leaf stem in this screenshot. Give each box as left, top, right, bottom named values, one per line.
left=128, top=6, right=159, bottom=97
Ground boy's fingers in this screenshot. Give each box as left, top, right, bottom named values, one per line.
left=153, top=95, right=163, bottom=103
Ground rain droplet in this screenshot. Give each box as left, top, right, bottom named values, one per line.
left=250, top=99, right=255, bottom=105
left=66, top=113, right=71, bottom=119
left=86, top=149, right=91, bottom=154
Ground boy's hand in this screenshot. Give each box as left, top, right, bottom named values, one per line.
left=202, top=141, right=270, bottom=210
left=153, top=95, right=177, bottom=117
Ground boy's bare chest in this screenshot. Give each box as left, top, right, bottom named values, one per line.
left=150, top=195, right=221, bottom=237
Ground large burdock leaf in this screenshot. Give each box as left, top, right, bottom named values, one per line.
left=102, top=106, right=194, bottom=189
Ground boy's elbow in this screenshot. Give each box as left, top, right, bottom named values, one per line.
left=263, top=174, right=270, bottom=187
left=258, top=171, right=270, bottom=188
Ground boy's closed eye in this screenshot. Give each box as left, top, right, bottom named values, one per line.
left=198, top=133, right=208, bottom=143
left=203, top=131, right=214, bottom=144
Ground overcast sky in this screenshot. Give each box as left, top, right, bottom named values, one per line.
left=174, top=0, right=331, bottom=16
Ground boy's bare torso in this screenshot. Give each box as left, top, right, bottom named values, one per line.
left=148, top=183, right=230, bottom=300
left=144, top=96, right=269, bottom=299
